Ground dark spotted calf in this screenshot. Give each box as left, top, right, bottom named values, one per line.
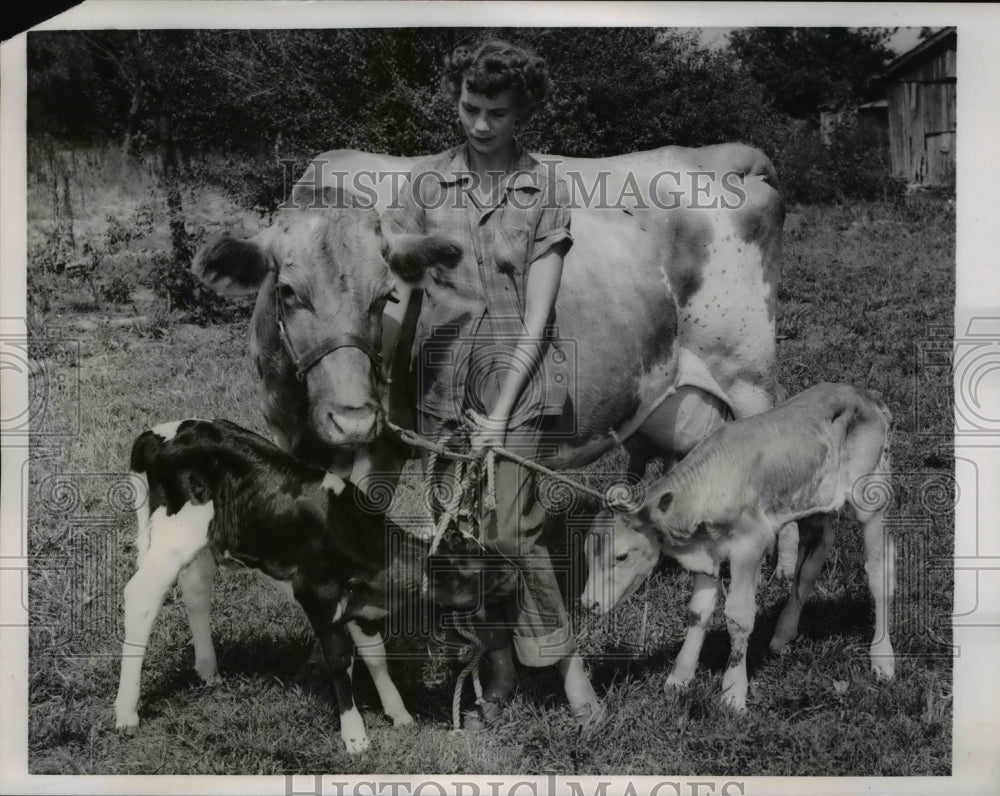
left=114, top=418, right=511, bottom=754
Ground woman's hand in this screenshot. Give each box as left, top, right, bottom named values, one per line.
left=464, top=408, right=508, bottom=454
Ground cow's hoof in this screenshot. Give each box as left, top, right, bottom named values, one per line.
left=343, top=734, right=370, bottom=755
left=769, top=636, right=792, bottom=655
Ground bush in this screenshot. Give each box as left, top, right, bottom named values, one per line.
left=775, top=116, right=905, bottom=204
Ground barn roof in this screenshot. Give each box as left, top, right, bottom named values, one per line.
left=882, top=27, right=957, bottom=81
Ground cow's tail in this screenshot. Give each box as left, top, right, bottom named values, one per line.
left=745, top=149, right=780, bottom=189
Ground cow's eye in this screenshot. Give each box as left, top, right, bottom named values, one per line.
left=615, top=551, right=630, bottom=563
left=277, top=282, right=296, bottom=302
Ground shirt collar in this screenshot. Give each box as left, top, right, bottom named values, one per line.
left=437, top=142, right=542, bottom=193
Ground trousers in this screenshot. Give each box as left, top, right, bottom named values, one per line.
left=420, top=412, right=576, bottom=667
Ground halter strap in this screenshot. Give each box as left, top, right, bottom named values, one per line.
left=274, top=283, right=383, bottom=383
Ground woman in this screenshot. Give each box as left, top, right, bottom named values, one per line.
left=386, top=39, right=600, bottom=726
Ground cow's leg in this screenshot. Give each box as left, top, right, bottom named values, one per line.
left=115, top=501, right=214, bottom=731
left=861, top=509, right=896, bottom=680
left=177, top=547, right=219, bottom=683
left=346, top=621, right=413, bottom=728
left=297, top=590, right=368, bottom=754
left=770, top=513, right=833, bottom=653
left=666, top=571, right=719, bottom=688
left=623, top=435, right=655, bottom=481
left=720, top=522, right=767, bottom=711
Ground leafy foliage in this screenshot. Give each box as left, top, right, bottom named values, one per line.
left=28, top=27, right=906, bottom=218
left=728, top=27, right=896, bottom=119
left=775, top=116, right=905, bottom=203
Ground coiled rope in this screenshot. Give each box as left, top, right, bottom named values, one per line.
left=392, top=417, right=624, bottom=730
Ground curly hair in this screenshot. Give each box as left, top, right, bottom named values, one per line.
left=441, top=39, right=550, bottom=120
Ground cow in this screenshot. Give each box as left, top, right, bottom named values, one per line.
left=192, top=144, right=797, bottom=718
left=581, top=383, right=896, bottom=711
left=115, top=418, right=517, bottom=754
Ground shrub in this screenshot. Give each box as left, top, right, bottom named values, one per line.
left=775, top=115, right=905, bottom=204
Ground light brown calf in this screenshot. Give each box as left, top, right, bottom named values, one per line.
left=582, top=383, right=895, bottom=710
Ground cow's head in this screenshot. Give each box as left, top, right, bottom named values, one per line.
left=193, top=185, right=461, bottom=449
left=581, top=508, right=662, bottom=615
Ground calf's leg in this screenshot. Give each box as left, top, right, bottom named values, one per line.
left=720, top=523, right=767, bottom=711
left=177, top=547, right=219, bottom=683
left=770, top=513, right=834, bottom=653
left=346, top=621, right=413, bottom=728
left=666, top=571, right=719, bottom=688
left=115, top=501, right=214, bottom=731
left=861, top=510, right=896, bottom=679
left=297, top=590, right=368, bottom=754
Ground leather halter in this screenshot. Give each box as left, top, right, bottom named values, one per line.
left=274, top=282, right=383, bottom=383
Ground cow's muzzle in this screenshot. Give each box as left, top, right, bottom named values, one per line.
left=323, top=402, right=383, bottom=445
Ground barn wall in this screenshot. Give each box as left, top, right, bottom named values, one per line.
left=886, top=39, right=957, bottom=186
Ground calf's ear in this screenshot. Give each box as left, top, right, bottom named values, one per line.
left=192, top=235, right=271, bottom=297
left=384, top=233, right=463, bottom=284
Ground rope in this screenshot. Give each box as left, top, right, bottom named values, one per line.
left=386, top=418, right=626, bottom=509
left=392, top=417, right=623, bottom=731
left=483, top=447, right=497, bottom=513
left=451, top=617, right=484, bottom=732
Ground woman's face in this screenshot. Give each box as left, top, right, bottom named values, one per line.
left=458, top=82, right=518, bottom=160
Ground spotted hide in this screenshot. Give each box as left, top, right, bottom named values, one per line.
left=194, top=144, right=787, bottom=485
left=115, top=418, right=515, bottom=754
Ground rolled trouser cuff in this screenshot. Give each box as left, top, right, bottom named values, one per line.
left=512, top=623, right=575, bottom=667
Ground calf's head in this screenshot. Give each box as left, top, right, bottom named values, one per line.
left=581, top=509, right=661, bottom=615
left=193, top=185, right=461, bottom=449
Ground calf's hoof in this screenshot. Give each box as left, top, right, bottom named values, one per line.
left=769, top=635, right=792, bottom=655
left=343, top=734, right=370, bottom=755
left=195, top=659, right=219, bottom=683
left=720, top=690, right=748, bottom=712
left=664, top=667, right=695, bottom=689
left=572, top=699, right=606, bottom=731
left=720, top=679, right=748, bottom=712
left=871, top=657, right=896, bottom=681
left=391, top=710, right=415, bottom=728
left=115, top=712, right=139, bottom=735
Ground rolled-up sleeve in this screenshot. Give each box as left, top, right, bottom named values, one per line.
left=531, top=178, right=573, bottom=263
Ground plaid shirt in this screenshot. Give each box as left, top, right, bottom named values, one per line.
left=386, top=143, right=573, bottom=425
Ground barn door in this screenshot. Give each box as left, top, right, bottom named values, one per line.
left=924, top=131, right=956, bottom=187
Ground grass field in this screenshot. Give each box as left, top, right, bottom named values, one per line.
left=24, top=147, right=955, bottom=776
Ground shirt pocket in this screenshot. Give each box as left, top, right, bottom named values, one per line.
left=492, top=224, right=532, bottom=277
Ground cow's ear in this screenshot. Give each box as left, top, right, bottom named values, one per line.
left=384, top=233, right=463, bottom=284
left=192, top=235, right=271, bottom=297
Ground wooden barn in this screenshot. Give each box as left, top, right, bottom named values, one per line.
left=883, top=27, right=957, bottom=187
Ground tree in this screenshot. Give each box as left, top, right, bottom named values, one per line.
left=728, top=27, right=896, bottom=119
